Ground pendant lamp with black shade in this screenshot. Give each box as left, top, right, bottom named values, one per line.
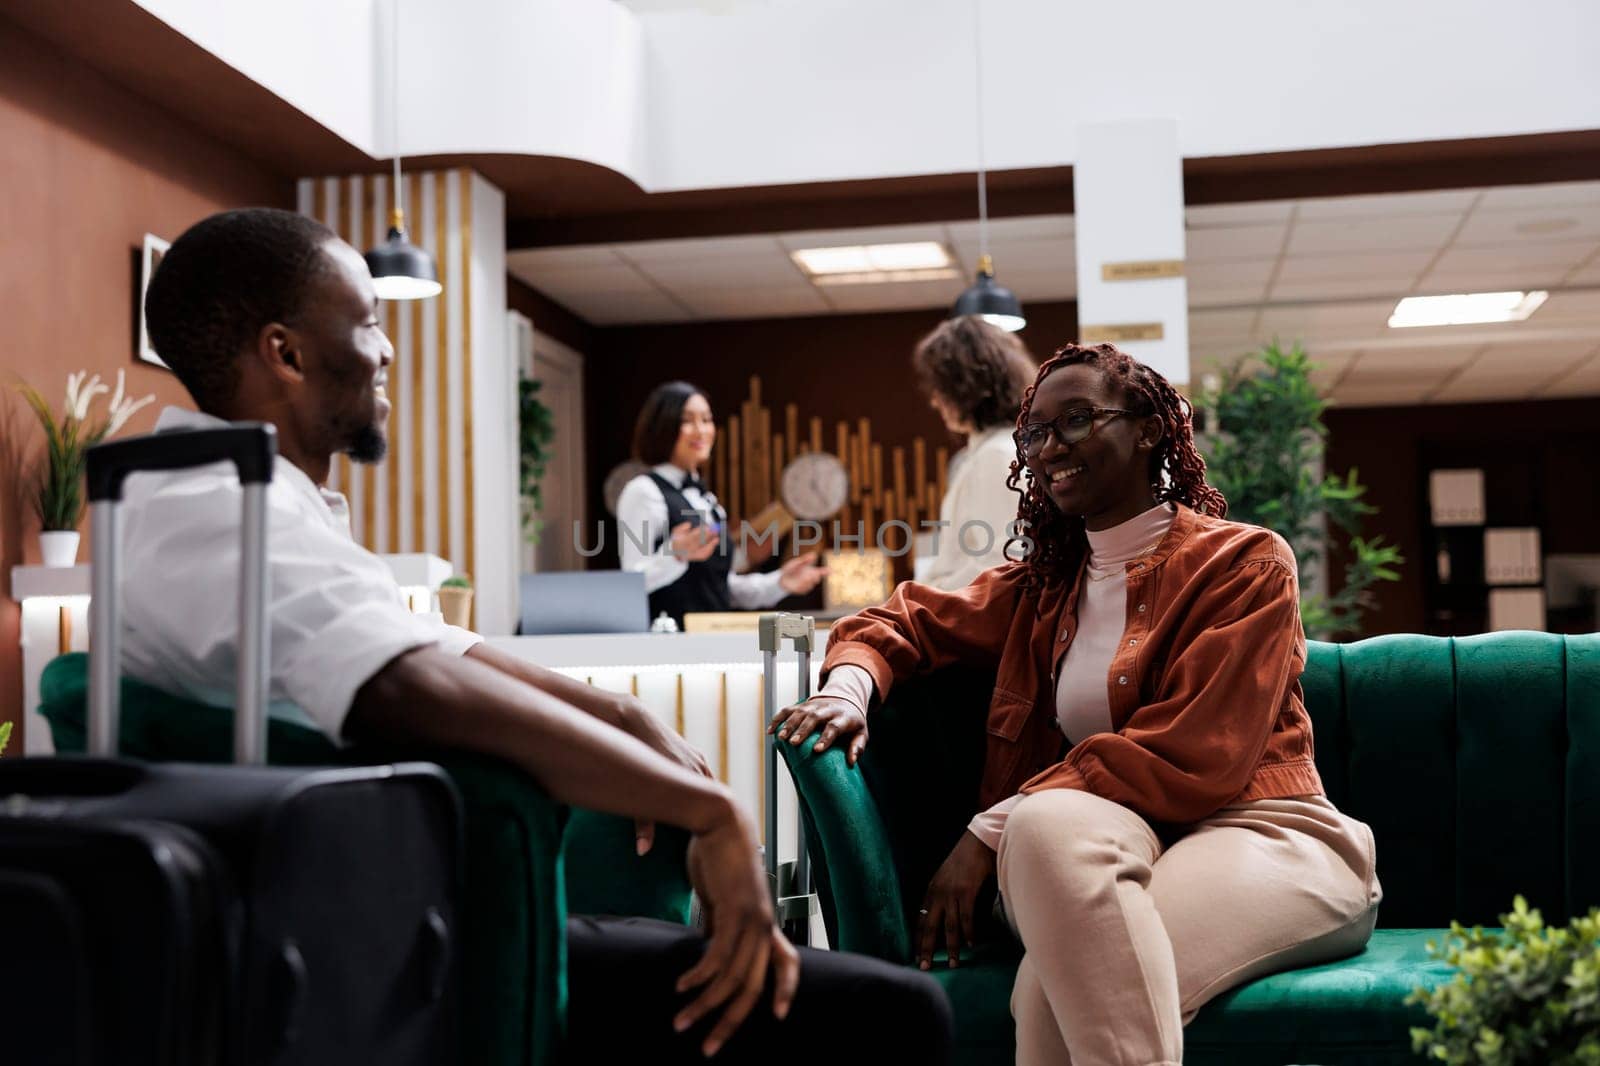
left=365, top=0, right=441, bottom=301
left=950, top=0, right=1024, bottom=332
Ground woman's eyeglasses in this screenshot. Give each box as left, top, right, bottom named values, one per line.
left=1013, top=407, right=1133, bottom=458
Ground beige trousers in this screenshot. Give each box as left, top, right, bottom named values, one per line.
left=995, top=789, right=1381, bottom=1066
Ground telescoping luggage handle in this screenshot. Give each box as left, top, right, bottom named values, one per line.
left=86, top=424, right=278, bottom=765
left=758, top=612, right=817, bottom=941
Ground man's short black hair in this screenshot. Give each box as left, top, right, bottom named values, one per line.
left=144, top=207, right=338, bottom=412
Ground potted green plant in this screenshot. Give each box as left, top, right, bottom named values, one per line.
left=1408, top=895, right=1600, bottom=1065
left=0, top=720, right=12, bottom=756
left=1200, top=342, right=1403, bottom=640
left=14, top=369, right=154, bottom=566
left=519, top=378, right=556, bottom=545
left=437, top=574, right=473, bottom=630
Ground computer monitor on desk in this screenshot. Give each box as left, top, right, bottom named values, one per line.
left=517, top=571, right=649, bottom=635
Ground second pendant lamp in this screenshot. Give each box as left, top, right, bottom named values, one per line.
left=365, top=0, right=440, bottom=301
left=950, top=0, right=1024, bottom=333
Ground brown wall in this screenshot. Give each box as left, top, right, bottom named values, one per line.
left=1324, top=398, right=1600, bottom=637
left=581, top=301, right=1079, bottom=566
left=0, top=18, right=292, bottom=746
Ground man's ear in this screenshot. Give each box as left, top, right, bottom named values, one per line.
left=257, top=322, right=306, bottom=386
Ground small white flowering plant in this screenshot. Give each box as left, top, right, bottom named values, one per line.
left=14, top=369, right=155, bottom=531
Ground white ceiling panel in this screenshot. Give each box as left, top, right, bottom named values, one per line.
left=1184, top=224, right=1286, bottom=262
left=1187, top=258, right=1275, bottom=289
left=946, top=215, right=1075, bottom=243
left=1567, top=257, right=1600, bottom=284
left=1255, top=300, right=1395, bottom=341
left=1538, top=354, right=1600, bottom=397
left=1295, top=189, right=1479, bottom=220
left=1469, top=340, right=1597, bottom=374
left=1453, top=206, right=1600, bottom=247
left=642, top=255, right=808, bottom=289
left=1426, top=240, right=1598, bottom=276
left=1476, top=181, right=1600, bottom=212
left=1185, top=201, right=1295, bottom=228
left=776, top=224, right=940, bottom=251
left=1307, top=354, right=1354, bottom=387
left=819, top=278, right=966, bottom=313
left=560, top=288, right=692, bottom=325
left=1189, top=284, right=1272, bottom=308
left=507, top=246, right=621, bottom=273
left=1524, top=290, right=1600, bottom=323
left=1340, top=360, right=1456, bottom=387
left=1327, top=384, right=1434, bottom=407
left=1189, top=308, right=1259, bottom=339
left=1275, top=250, right=1434, bottom=283
left=617, top=234, right=783, bottom=262
left=1287, top=214, right=1460, bottom=256
left=952, top=236, right=1075, bottom=274
left=1429, top=377, right=1541, bottom=403
left=1354, top=345, right=1485, bottom=372
left=675, top=285, right=831, bottom=320
left=1268, top=277, right=1413, bottom=302
left=527, top=264, right=659, bottom=305
left=1190, top=339, right=1262, bottom=364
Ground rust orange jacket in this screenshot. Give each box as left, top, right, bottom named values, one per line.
left=822, top=504, right=1324, bottom=825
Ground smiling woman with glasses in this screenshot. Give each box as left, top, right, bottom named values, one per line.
left=1012, top=405, right=1134, bottom=458
left=772, top=342, right=1382, bottom=1066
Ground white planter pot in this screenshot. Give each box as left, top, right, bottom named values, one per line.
left=40, top=530, right=81, bottom=568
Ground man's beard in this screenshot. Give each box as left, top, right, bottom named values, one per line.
left=347, top=423, right=388, bottom=464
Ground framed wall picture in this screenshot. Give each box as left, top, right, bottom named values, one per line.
left=138, top=233, right=171, bottom=369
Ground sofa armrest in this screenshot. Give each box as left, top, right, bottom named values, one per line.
left=425, top=753, right=569, bottom=1066
left=776, top=738, right=914, bottom=963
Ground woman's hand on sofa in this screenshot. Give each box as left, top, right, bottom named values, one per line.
left=676, top=801, right=801, bottom=1056
left=768, top=695, right=869, bottom=766
left=916, top=831, right=997, bottom=970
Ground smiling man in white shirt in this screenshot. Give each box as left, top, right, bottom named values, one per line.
left=133, top=208, right=949, bottom=1065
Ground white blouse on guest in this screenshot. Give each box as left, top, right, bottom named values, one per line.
left=965, top=502, right=1176, bottom=848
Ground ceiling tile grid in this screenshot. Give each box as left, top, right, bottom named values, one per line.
left=505, top=180, right=1600, bottom=405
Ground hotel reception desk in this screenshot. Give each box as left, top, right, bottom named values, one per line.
left=485, top=628, right=824, bottom=867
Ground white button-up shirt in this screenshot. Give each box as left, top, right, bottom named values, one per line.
left=118, top=407, right=481, bottom=739
left=614, top=463, right=787, bottom=608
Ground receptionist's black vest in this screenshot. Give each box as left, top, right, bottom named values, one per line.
left=645, top=472, right=732, bottom=628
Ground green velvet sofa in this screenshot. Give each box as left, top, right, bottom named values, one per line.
left=36, top=652, right=693, bottom=1066
left=777, top=631, right=1600, bottom=1065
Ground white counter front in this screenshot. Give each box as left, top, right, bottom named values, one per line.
left=487, top=632, right=827, bottom=866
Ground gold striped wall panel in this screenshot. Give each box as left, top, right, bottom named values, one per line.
left=295, top=168, right=480, bottom=585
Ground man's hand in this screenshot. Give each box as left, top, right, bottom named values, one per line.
left=916, top=831, right=996, bottom=971
left=676, top=801, right=800, bottom=1057
left=776, top=552, right=828, bottom=596
left=768, top=695, right=868, bottom=766
left=613, top=694, right=712, bottom=855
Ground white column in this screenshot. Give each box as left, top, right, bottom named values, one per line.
left=468, top=172, right=516, bottom=635
left=1072, top=119, right=1190, bottom=386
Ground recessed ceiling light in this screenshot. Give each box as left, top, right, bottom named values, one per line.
left=792, top=241, right=952, bottom=280
left=1388, top=291, right=1548, bottom=328
left=810, top=267, right=961, bottom=286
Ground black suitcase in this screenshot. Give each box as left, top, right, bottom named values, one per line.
left=0, top=424, right=461, bottom=1066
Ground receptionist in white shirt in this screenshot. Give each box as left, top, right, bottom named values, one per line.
left=617, top=381, right=827, bottom=629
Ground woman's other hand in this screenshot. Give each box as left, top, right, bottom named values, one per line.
left=776, top=552, right=829, bottom=595
left=916, top=831, right=996, bottom=970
